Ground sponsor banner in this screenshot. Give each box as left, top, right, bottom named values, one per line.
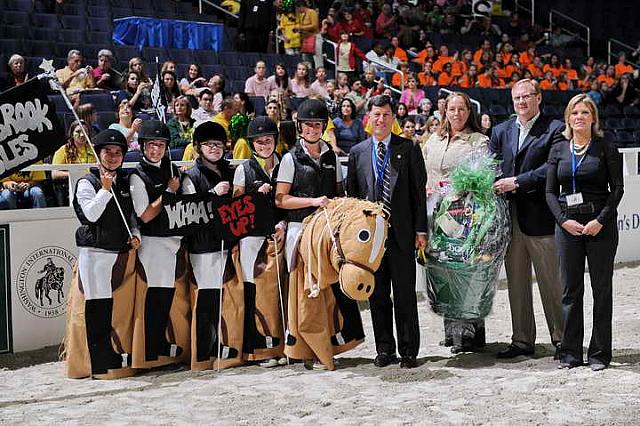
left=0, top=78, right=65, bottom=180
left=10, top=218, right=78, bottom=352
left=616, top=174, right=640, bottom=262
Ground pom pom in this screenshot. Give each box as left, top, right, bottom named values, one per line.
left=229, top=113, right=249, bottom=140
left=281, top=0, right=295, bottom=13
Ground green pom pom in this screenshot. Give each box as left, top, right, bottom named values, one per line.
left=281, top=0, right=295, bottom=13
left=450, top=154, right=498, bottom=204
left=229, top=113, right=249, bottom=140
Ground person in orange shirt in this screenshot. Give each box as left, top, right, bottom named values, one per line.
left=391, top=62, right=411, bottom=88
left=543, top=54, right=563, bottom=78
left=454, top=49, right=473, bottom=77
left=556, top=72, right=573, bottom=91
left=581, top=56, right=596, bottom=77
left=489, top=68, right=506, bottom=88
left=596, top=65, right=616, bottom=87
left=615, top=52, right=634, bottom=78
left=418, top=61, right=437, bottom=87
left=495, top=53, right=516, bottom=80
left=457, top=65, right=478, bottom=88
left=528, top=56, right=544, bottom=79
left=498, top=42, right=514, bottom=65
left=473, top=39, right=493, bottom=67
left=539, top=71, right=556, bottom=90
left=477, top=68, right=493, bottom=88
left=561, top=58, right=578, bottom=81
left=519, top=46, right=536, bottom=67
left=432, top=45, right=453, bottom=73
left=437, top=62, right=455, bottom=87
left=390, top=36, right=408, bottom=63
left=413, top=44, right=436, bottom=66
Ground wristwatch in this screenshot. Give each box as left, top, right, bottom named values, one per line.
left=513, top=177, right=519, bottom=189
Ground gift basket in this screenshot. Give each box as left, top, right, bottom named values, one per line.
left=424, top=153, right=511, bottom=320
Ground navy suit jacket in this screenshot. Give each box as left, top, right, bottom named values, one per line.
left=489, top=114, right=564, bottom=236
left=347, top=134, right=427, bottom=253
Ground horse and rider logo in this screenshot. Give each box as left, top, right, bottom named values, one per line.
left=16, top=246, right=76, bottom=319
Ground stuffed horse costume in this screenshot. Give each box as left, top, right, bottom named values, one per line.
left=64, top=250, right=137, bottom=379
left=285, top=198, right=388, bottom=370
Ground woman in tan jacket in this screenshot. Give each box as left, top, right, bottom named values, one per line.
left=422, top=92, right=489, bottom=353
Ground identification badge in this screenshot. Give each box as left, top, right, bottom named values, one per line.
left=566, top=192, right=583, bottom=206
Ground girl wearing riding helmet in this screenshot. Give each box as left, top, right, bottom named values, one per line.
left=234, top=116, right=287, bottom=368
left=276, top=99, right=363, bottom=371
left=129, top=120, right=186, bottom=369
left=72, top=129, right=140, bottom=378
left=181, top=121, right=238, bottom=370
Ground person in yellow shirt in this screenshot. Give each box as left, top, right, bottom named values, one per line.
left=280, top=11, right=301, bottom=55
left=51, top=120, right=97, bottom=206
left=55, top=49, right=95, bottom=96
left=0, top=166, right=47, bottom=209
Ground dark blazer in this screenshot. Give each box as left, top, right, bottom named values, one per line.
left=489, top=114, right=564, bottom=236
left=347, top=134, right=427, bottom=254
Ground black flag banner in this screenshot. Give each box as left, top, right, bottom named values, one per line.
left=162, top=191, right=274, bottom=241
left=0, top=78, right=65, bottom=180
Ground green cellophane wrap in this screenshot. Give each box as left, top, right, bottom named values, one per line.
left=424, top=154, right=511, bottom=320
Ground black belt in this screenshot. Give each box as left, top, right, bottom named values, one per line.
left=565, top=202, right=596, bottom=215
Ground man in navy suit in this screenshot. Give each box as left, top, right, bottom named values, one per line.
left=347, top=95, right=427, bottom=368
left=490, top=79, right=564, bottom=359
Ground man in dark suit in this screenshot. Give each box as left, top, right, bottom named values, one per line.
left=490, top=79, right=564, bottom=358
left=347, top=95, right=427, bottom=368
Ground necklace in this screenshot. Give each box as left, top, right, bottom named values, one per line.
left=572, top=139, right=590, bottom=156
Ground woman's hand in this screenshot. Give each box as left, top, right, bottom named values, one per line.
left=258, top=183, right=272, bottom=194
left=582, top=219, right=603, bottom=236
left=129, top=236, right=141, bottom=250
left=166, top=176, right=180, bottom=193
left=561, top=219, right=585, bottom=236
left=100, top=169, right=115, bottom=191
left=312, top=196, right=330, bottom=208
left=212, top=181, right=230, bottom=196
left=273, top=221, right=286, bottom=244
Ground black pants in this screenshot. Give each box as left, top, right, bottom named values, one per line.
left=555, top=215, right=618, bottom=366
left=370, top=241, right=420, bottom=358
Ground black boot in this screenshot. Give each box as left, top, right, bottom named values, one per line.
left=85, top=298, right=129, bottom=375
left=144, top=288, right=183, bottom=361
left=209, top=288, right=239, bottom=359
left=195, top=289, right=216, bottom=362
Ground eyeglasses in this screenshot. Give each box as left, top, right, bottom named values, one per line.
left=201, top=142, right=225, bottom=149
left=512, top=93, right=538, bottom=102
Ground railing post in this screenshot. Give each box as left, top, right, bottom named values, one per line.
left=531, top=0, right=535, bottom=25
left=608, top=40, right=612, bottom=65
left=587, top=27, right=591, bottom=57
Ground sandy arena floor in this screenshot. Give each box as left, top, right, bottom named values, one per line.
left=1, top=266, right=640, bottom=425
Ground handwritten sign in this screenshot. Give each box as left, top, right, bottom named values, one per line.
left=0, top=79, right=65, bottom=179
left=162, top=192, right=274, bottom=241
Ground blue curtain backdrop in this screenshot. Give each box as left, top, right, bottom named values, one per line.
left=112, top=17, right=223, bottom=51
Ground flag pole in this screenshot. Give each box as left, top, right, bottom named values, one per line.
left=153, top=56, right=174, bottom=179
left=216, top=239, right=225, bottom=373
left=40, top=61, right=133, bottom=239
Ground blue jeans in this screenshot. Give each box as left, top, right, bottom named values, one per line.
left=0, top=187, right=47, bottom=209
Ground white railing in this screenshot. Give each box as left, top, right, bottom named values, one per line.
left=514, top=0, right=536, bottom=25
left=607, top=38, right=640, bottom=68
left=549, top=9, right=591, bottom=57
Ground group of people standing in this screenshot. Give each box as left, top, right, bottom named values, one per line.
left=69, top=77, right=624, bottom=378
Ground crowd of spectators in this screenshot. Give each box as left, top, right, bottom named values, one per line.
left=1, top=0, right=640, bottom=210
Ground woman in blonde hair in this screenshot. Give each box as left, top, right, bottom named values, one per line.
left=423, top=92, right=489, bottom=353
left=545, top=94, right=623, bottom=371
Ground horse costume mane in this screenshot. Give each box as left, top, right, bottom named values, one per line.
left=299, top=198, right=388, bottom=301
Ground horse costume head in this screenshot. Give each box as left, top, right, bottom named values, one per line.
left=299, top=198, right=388, bottom=301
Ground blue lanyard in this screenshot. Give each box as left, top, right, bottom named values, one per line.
left=571, top=142, right=587, bottom=193
left=371, top=139, right=390, bottom=184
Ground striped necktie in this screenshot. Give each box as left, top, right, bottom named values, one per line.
left=376, top=141, right=392, bottom=216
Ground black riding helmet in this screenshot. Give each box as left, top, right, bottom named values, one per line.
left=193, top=121, right=227, bottom=145
left=296, top=99, right=328, bottom=140
left=93, top=129, right=128, bottom=153
left=247, top=116, right=278, bottom=157
left=138, top=120, right=170, bottom=149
